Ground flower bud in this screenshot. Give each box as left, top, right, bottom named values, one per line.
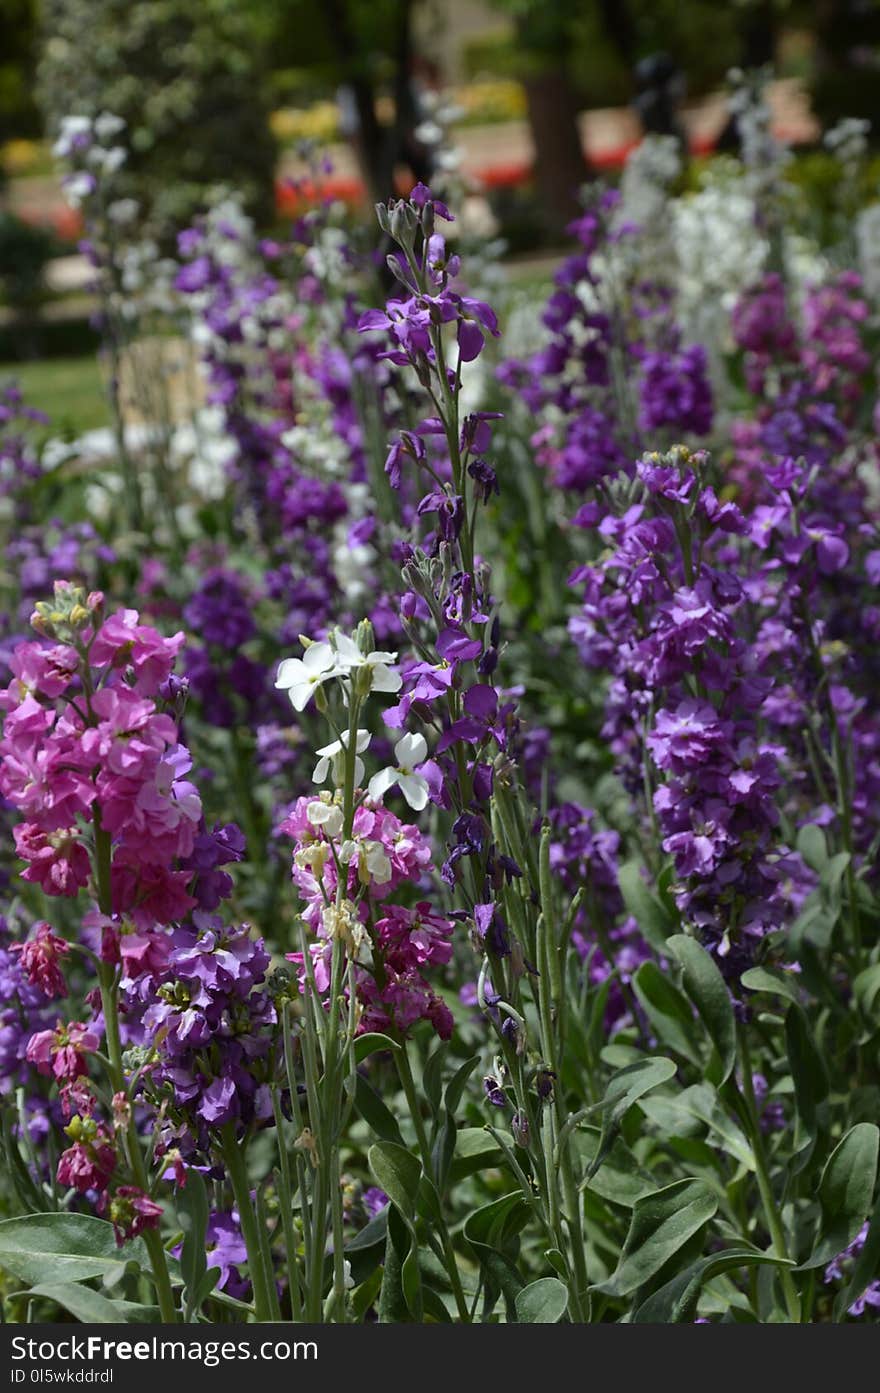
left=386, top=253, right=415, bottom=291
left=390, top=201, right=415, bottom=245
left=511, top=1109, right=530, bottom=1149
left=355, top=619, right=375, bottom=656
left=353, top=663, right=375, bottom=700
left=111, top=1092, right=131, bottom=1131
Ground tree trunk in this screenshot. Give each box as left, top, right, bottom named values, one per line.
left=322, top=0, right=415, bottom=204
left=521, top=64, right=587, bottom=239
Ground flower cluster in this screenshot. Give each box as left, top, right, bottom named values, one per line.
left=569, top=447, right=801, bottom=973
left=124, top=920, right=280, bottom=1158
left=0, top=585, right=198, bottom=923
left=499, top=188, right=713, bottom=504
left=276, top=625, right=454, bottom=1040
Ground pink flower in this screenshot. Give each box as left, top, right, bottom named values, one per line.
left=14, top=823, right=91, bottom=897
left=10, top=921, right=70, bottom=998
left=104, top=1187, right=163, bottom=1246
left=97, top=744, right=201, bottom=865
left=59, top=1078, right=96, bottom=1120
left=26, top=1019, right=99, bottom=1080
left=57, top=1129, right=117, bottom=1194
left=111, top=859, right=197, bottom=929
left=80, top=687, right=177, bottom=778
left=90, top=610, right=184, bottom=695
left=0, top=641, right=79, bottom=707
left=0, top=709, right=93, bottom=828
left=119, top=926, right=175, bottom=979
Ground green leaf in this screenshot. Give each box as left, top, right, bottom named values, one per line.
left=401, top=1243, right=423, bottom=1321
left=353, top=1032, right=399, bottom=1064
left=421, top=1043, right=447, bottom=1117
left=191, top=1266, right=222, bottom=1313
left=444, top=1055, right=479, bottom=1118
left=177, top=1169, right=210, bottom=1322
left=594, top=1178, right=718, bottom=1297
left=378, top=1206, right=411, bottom=1324
left=515, top=1276, right=569, bottom=1323
left=345, top=1209, right=388, bottom=1288
left=797, top=823, right=828, bottom=873
left=464, top=1193, right=529, bottom=1319
left=798, top=1123, right=880, bottom=1269
left=582, top=1056, right=678, bottom=1181
left=448, top=1127, right=505, bottom=1182
left=785, top=1002, right=828, bottom=1168
left=368, top=1141, right=422, bottom=1222
left=576, top=1129, right=657, bottom=1208
left=1, top=1108, right=50, bottom=1214
left=834, top=1186, right=880, bottom=1321
left=632, top=1250, right=795, bottom=1323
left=420, top=1285, right=453, bottom=1323
left=853, top=964, right=880, bottom=1023
left=350, top=1267, right=383, bottom=1322
left=668, top=935, right=736, bottom=1085
left=0, top=1213, right=149, bottom=1287
left=820, top=852, right=851, bottom=901
left=618, top=861, right=673, bottom=951
left=740, top=966, right=801, bottom=1005
left=641, top=1083, right=754, bottom=1171
left=10, top=1282, right=129, bottom=1323
left=355, top=1073, right=404, bottom=1146
left=633, top=962, right=701, bottom=1064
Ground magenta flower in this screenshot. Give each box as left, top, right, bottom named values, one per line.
left=11, top=922, right=70, bottom=999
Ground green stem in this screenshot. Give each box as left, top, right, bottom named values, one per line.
left=394, top=1040, right=470, bottom=1322
left=737, top=1029, right=800, bottom=1322
left=271, top=1089, right=303, bottom=1322
left=538, top=826, right=589, bottom=1321
left=220, top=1129, right=277, bottom=1323
left=94, top=823, right=177, bottom=1323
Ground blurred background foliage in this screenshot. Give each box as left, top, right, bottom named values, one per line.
left=1, top=0, right=880, bottom=375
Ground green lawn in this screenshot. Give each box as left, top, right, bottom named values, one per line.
left=2, top=354, right=108, bottom=434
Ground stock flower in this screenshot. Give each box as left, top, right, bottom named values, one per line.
left=368, top=732, right=430, bottom=810
left=331, top=634, right=402, bottom=695
left=27, top=1020, right=100, bottom=1081
left=105, top=1187, right=164, bottom=1246
left=11, top=921, right=70, bottom=999
left=312, top=729, right=371, bottom=786
left=276, top=643, right=340, bottom=712
left=57, top=1116, right=117, bottom=1195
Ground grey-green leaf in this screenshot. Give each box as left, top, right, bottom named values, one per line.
left=785, top=1002, right=828, bottom=1168
left=0, top=1214, right=149, bottom=1287
left=618, top=861, right=673, bottom=951
left=668, top=935, right=736, bottom=1085
left=632, top=1250, right=795, bottom=1323
left=582, top=1056, right=677, bottom=1182
left=740, top=966, right=801, bottom=1005
left=594, top=1178, right=718, bottom=1297
left=368, top=1141, right=422, bottom=1222
left=798, top=1123, right=880, bottom=1269
left=515, top=1277, right=569, bottom=1323
left=633, top=962, right=702, bottom=1064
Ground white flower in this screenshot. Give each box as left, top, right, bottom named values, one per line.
left=331, top=633, right=402, bottom=694
left=343, top=1259, right=354, bottom=1291
left=306, top=799, right=343, bottom=839
left=312, top=729, right=371, bottom=786
left=368, top=732, right=430, bottom=811
left=275, top=642, right=340, bottom=711
left=94, top=111, right=126, bottom=142
left=340, top=837, right=392, bottom=886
